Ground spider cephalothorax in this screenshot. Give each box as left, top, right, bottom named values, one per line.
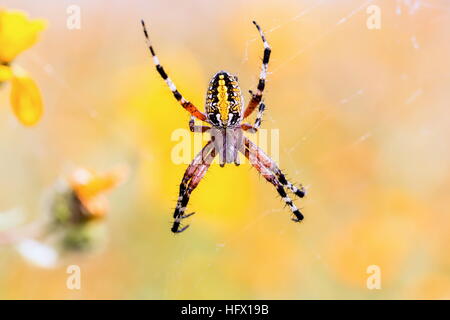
left=205, top=71, right=243, bottom=128
left=141, top=20, right=306, bottom=233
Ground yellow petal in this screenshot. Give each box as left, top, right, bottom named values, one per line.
left=0, top=9, right=47, bottom=63
left=69, top=166, right=128, bottom=200
left=0, top=64, right=12, bottom=81
left=10, top=70, right=43, bottom=126
left=82, top=195, right=109, bottom=219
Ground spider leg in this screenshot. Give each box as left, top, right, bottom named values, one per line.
left=243, top=21, right=271, bottom=119
left=141, top=20, right=208, bottom=122
left=172, top=141, right=216, bottom=233
left=241, top=101, right=266, bottom=133
left=189, top=116, right=211, bottom=133
left=241, top=142, right=304, bottom=222
left=244, top=137, right=306, bottom=198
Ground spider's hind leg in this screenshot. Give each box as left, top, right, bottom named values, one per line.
left=241, top=143, right=304, bottom=222
left=276, top=171, right=306, bottom=198
left=244, top=136, right=306, bottom=198
left=172, top=141, right=216, bottom=233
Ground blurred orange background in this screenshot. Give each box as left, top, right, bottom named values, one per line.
left=0, top=0, right=449, bottom=299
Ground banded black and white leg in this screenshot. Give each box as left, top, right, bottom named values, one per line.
left=172, top=140, right=216, bottom=233
left=141, top=20, right=208, bottom=122
left=243, top=21, right=271, bottom=119
left=241, top=142, right=304, bottom=222
left=243, top=137, right=306, bottom=198
left=241, top=101, right=266, bottom=133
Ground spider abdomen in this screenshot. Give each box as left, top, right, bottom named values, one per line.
left=210, top=127, right=243, bottom=166
left=205, top=71, right=243, bottom=128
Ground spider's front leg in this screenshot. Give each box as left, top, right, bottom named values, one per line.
left=243, top=21, right=271, bottom=120
left=189, top=116, right=211, bottom=133
left=141, top=20, right=209, bottom=123
left=172, top=140, right=216, bottom=233
left=241, top=101, right=266, bottom=133
left=240, top=140, right=304, bottom=222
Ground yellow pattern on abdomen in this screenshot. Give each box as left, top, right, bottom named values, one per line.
left=217, top=75, right=229, bottom=124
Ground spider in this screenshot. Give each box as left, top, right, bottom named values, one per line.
left=141, top=20, right=306, bottom=233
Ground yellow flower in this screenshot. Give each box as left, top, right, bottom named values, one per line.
left=0, top=9, right=46, bottom=126
left=0, top=9, right=46, bottom=63
left=9, top=68, right=43, bottom=126
left=0, top=64, right=12, bottom=81
left=69, top=166, right=128, bottom=218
